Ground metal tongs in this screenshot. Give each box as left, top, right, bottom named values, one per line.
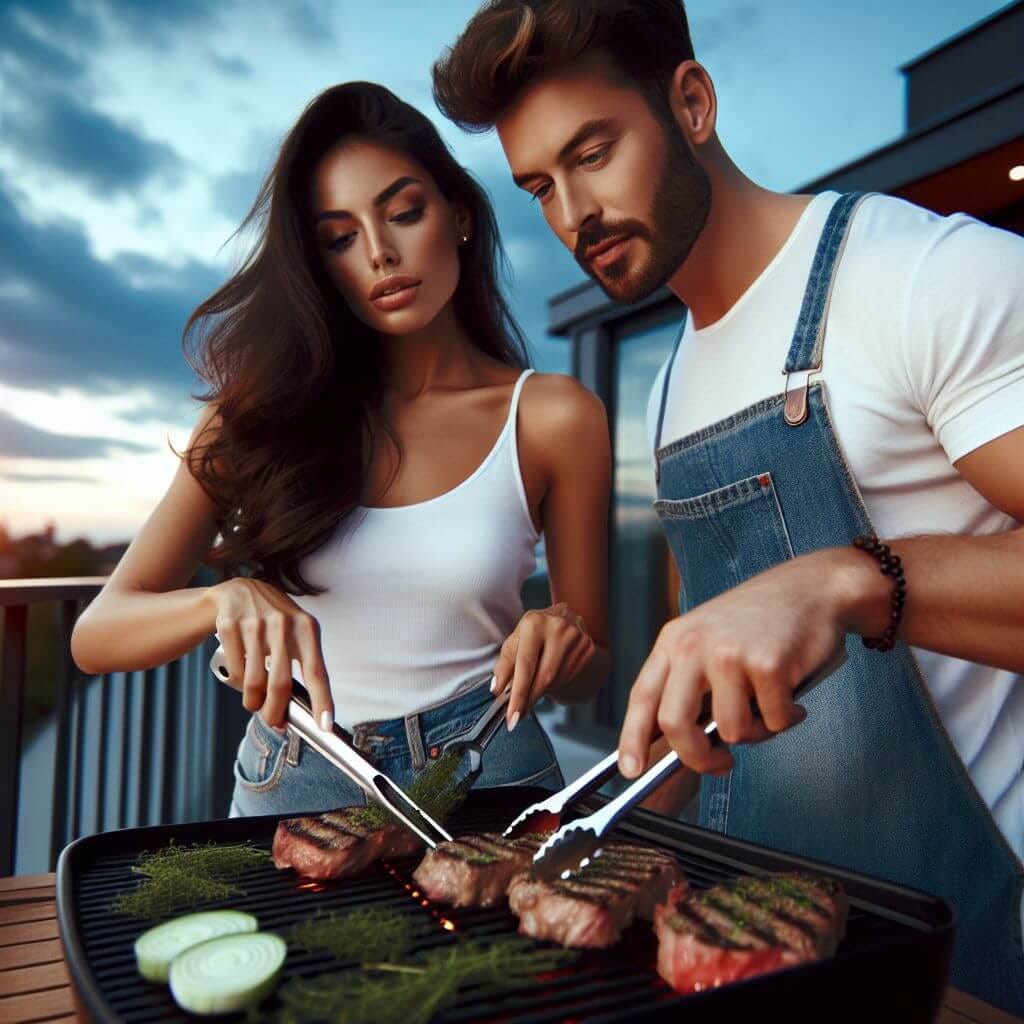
left=209, top=648, right=452, bottom=848
left=527, top=644, right=850, bottom=881
left=436, top=687, right=511, bottom=787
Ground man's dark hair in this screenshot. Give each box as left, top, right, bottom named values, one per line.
left=432, top=0, right=695, bottom=133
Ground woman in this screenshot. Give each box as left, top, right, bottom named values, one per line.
left=70, top=82, right=611, bottom=817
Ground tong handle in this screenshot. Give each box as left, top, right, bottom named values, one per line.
left=548, top=749, right=621, bottom=810
left=461, top=688, right=511, bottom=748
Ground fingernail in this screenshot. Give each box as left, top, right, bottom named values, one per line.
left=507, top=711, right=520, bottom=733
left=620, top=754, right=638, bottom=777
left=320, top=710, right=334, bottom=731
left=489, top=675, right=497, bottom=693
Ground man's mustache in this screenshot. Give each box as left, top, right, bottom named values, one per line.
left=574, top=219, right=651, bottom=264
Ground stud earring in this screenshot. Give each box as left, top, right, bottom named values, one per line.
left=460, top=234, right=469, bottom=244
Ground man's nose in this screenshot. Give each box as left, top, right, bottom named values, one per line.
left=558, top=185, right=601, bottom=238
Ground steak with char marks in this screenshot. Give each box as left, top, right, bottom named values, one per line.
left=654, top=872, right=848, bottom=992
left=412, top=833, right=548, bottom=908
left=508, top=843, right=684, bottom=949
left=272, top=808, right=422, bottom=880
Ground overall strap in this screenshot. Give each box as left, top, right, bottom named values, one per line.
left=652, top=312, right=689, bottom=480
left=782, top=192, right=868, bottom=425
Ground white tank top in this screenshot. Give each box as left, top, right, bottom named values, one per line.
left=291, top=369, right=540, bottom=728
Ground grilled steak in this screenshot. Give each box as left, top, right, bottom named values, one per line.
left=412, top=833, right=548, bottom=908
left=272, top=808, right=422, bottom=880
left=508, top=843, right=684, bottom=949
left=654, top=872, right=848, bottom=992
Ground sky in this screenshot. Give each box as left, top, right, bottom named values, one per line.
left=0, top=0, right=1010, bottom=545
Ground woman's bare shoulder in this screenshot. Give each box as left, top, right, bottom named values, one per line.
left=518, top=371, right=608, bottom=442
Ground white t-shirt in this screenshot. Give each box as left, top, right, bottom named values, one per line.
left=646, top=191, right=1024, bottom=864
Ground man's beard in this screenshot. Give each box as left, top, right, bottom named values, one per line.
left=574, top=122, right=711, bottom=305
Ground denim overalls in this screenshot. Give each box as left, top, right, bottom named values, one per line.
left=229, top=672, right=564, bottom=819
left=651, top=192, right=1024, bottom=1013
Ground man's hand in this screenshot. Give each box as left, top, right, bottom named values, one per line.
left=617, top=549, right=885, bottom=778
left=492, top=602, right=596, bottom=731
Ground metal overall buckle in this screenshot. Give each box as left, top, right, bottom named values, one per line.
left=784, top=367, right=818, bottom=427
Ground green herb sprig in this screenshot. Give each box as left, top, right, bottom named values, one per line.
left=288, top=907, right=420, bottom=963
left=347, top=750, right=471, bottom=831
left=109, top=840, right=270, bottom=919
left=273, top=935, right=576, bottom=1024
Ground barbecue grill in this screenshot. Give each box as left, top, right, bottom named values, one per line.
left=56, top=786, right=954, bottom=1023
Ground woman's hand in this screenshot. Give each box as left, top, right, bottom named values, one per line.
left=208, top=577, right=334, bottom=731
left=492, top=602, right=596, bottom=731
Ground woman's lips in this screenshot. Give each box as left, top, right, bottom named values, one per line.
left=371, top=282, right=420, bottom=311
left=590, top=235, right=633, bottom=270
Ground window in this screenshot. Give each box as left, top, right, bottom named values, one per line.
left=605, top=313, right=683, bottom=728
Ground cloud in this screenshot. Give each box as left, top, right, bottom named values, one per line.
left=0, top=410, right=154, bottom=460
left=212, top=168, right=266, bottom=225
left=0, top=471, right=100, bottom=485
left=4, top=89, right=186, bottom=196
left=0, top=179, right=220, bottom=401
left=209, top=51, right=254, bottom=78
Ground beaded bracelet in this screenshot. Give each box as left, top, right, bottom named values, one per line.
left=851, top=535, right=907, bottom=651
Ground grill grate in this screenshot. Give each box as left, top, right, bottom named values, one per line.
left=58, top=787, right=954, bottom=1023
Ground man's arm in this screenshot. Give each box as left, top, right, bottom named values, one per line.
left=617, top=425, right=1024, bottom=779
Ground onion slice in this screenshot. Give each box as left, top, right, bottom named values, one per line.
left=169, top=931, right=287, bottom=1015
left=134, top=910, right=257, bottom=983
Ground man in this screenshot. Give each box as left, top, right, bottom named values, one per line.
left=432, top=0, right=1024, bottom=1012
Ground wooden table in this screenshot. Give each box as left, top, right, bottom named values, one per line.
left=1, top=872, right=1021, bottom=1024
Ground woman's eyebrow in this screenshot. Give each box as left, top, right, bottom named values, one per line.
left=315, top=176, right=423, bottom=222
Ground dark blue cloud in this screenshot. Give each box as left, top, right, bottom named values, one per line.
left=5, top=89, right=185, bottom=196
left=0, top=179, right=220, bottom=400
left=209, top=51, right=254, bottom=78
left=0, top=410, right=155, bottom=460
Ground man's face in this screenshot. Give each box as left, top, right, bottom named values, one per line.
left=497, top=52, right=710, bottom=304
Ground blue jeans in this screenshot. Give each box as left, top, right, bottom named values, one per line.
left=229, top=674, right=564, bottom=817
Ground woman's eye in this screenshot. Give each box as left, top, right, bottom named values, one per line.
left=327, top=233, right=355, bottom=252
left=391, top=206, right=424, bottom=224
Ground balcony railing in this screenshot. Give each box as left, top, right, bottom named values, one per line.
left=0, top=578, right=244, bottom=877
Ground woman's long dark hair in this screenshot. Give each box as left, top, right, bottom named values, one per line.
left=183, top=82, right=529, bottom=595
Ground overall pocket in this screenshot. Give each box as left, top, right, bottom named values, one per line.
left=233, top=713, right=289, bottom=794
left=655, top=472, right=795, bottom=613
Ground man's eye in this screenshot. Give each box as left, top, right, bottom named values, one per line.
left=530, top=183, right=552, bottom=203
left=327, top=234, right=355, bottom=251
left=580, top=145, right=610, bottom=167
left=391, top=206, right=424, bottom=224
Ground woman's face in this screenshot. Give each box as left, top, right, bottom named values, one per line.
left=310, top=141, right=468, bottom=335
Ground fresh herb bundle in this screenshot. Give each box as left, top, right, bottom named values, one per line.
left=289, top=907, right=419, bottom=963
left=110, top=840, right=270, bottom=919
left=347, top=750, right=471, bottom=831
left=272, top=936, right=576, bottom=1024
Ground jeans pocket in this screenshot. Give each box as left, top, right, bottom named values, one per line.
left=233, top=714, right=288, bottom=793
left=655, top=471, right=795, bottom=613
left=474, top=712, right=563, bottom=791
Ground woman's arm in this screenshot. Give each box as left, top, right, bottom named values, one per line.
left=492, top=373, right=612, bottom=727
left=70, top=408, right=336, bottom=729
left=71, top=408, right=225, bottom=674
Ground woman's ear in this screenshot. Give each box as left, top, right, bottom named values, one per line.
left=453, top=204, right=472, bottom=244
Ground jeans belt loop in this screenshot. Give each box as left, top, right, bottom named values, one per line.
left=285, top=726, right=300, bottom=767
left=405, top=712, right=427, bottom=772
